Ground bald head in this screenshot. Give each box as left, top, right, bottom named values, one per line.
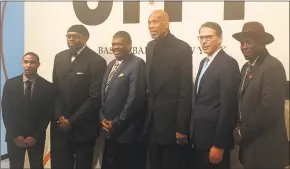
left=150, top=10, right=169, bottom=23
left=148, top=10, right=170, bottom=39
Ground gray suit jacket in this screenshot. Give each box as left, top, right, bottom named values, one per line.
left=238, top=49, right=289, bottom=168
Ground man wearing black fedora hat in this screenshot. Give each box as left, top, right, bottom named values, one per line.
left=232, top=21, right=289, bottom=169
left=50, top=24, right=107, bottom=169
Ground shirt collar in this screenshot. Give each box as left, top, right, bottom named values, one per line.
left=207, top=47, right=221, bottom=61
left=23, top=74, right=36, bottom=83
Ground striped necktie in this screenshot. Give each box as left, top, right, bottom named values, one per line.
left=105, top=60, right=122, bottom=93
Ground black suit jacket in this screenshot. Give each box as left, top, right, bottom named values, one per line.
left=145, top=33, right=193, bottom=145
left=52, top=46, right=107, bottom=142
left=100, top=54, right=147, bottom=144
left=1, top=74, right=54, bottom=142
left=238, top=49, right=288, bottom=168
left=191, top=49, right=240, bottom=150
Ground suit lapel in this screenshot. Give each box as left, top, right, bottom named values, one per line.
left=104, top=54, right=132, bottom=99
left=68, top=46, right=88, bottom=73
left=194, top=59, right=205, bottom=101
left=61, top=46, right=88, bottom=80
left=18, top=75, right=25, bottom=99
left=102, top=61, right=114, bottom=100
left=195, top=50, right=223, bottom=99
left=30, top=76, right=42, bottom=102
left=239, top=61, right=259, bottom=98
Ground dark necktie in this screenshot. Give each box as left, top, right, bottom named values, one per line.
left=69, top=51, right=78, bottom=63
left=25, top=80, right=32, bottom=101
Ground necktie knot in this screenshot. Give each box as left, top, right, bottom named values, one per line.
left=25, top=80, right=32, bottom=88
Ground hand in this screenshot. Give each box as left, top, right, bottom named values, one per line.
left=102, top=120, right=112, bottom=132
left=176, top=132, right=188, bottom=145
left=57, top=116, right=71, bottom=131
left=25, top=136, right=37, bottom=147
left=233, top=127, right=243, bottom=145
left=209, top=146, right=224, bottom=164
left=13, top=136, right=26, bottom=148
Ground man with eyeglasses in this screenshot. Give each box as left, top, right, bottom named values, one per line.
left=50, top=24, right=107, bottom=169
left=190, top=22, right=240, bottom=169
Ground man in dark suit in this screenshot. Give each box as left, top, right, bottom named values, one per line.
left=145, top=10, right=193, bottom=169
left=1, top=52, right=54, bottom=169
left=232, top=21, right=289, bottom=169
left=100, top=31, right=147, bottom=169
left=50, top=24, right=107, bottom=169
left=190, top=22, right=241, bottom=169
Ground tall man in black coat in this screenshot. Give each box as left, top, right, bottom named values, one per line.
left=100, top=31, right=147, bottom=169
left=50, top=25, right=107, bottom=169
left=232, top=21, right=289, bottom=169
left=190, top=22, right=241, bottom=169
left=2, top=52, right=54, bottom=169
left=144, top=10, right=193, bottom=169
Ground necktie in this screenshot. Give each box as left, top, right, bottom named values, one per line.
left=105, top=61, right=122, bottom=93
left=25, top=80, right=32, bottom=100
left=238, top=63, right=251, bottom=121
left=196, top=57, right=209, bottom=93
left=69, top=51, right=78, bottom=63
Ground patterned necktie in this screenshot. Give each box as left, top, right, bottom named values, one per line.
left=196, top=57, right=209, bottom=93
left=105, top=60, right=122, bottom=93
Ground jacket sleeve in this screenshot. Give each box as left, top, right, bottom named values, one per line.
left=240, top=61, right=286, bottom=140
left=176, top=45, right=193, bottom=135
left=111, top=59, right=147, bottom=131
left=213, top=60, right=241, bottom=149
left=33, top=84, right=55, bottom=140
left=68, top=57, right=107, bottom=126
left=52, top=54, right=63, bottom=121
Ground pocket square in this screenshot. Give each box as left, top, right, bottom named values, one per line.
left=118, top=73, right=125, bottom=77
left=77, top=72, right=84, bottom=75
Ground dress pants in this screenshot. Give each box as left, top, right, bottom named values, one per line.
left=101, top=138, right=146, bottom=169
left=7, top=140, right=45, bottom=169
left=148, top=135, right=187, bottom=169
left=193, top=148, right=230, bottom=169
left=50, top=138, right=96, bottom=169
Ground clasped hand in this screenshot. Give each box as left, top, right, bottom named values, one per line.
left=57, top=116, right=71, bottom=131
left=176, top=132, right=188, bottom=145
left=102, top=119, right=113, bottom=132
left=14, top=136, right=37, bottom=148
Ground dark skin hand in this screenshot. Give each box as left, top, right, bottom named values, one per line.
left=57, top=116, right=71, bottom=131
left=102, top=119, right=113, bottom=132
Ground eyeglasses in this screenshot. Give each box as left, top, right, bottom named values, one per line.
left=66, top=34, right=82, bottom=39
left=197, top=35, right=217, bottom=41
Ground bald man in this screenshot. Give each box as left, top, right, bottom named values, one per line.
left=144, top=10, right=193, bottom=169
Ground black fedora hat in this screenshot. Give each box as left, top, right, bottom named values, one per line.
left=232, top=21, right=274, bottom=45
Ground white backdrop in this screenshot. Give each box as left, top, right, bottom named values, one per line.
left=24, top=2, right=289, bottom=81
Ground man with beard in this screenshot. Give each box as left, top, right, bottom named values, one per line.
left=144, top=10, right=192, bottom=169
left=100, top=31, right=147, bottom=169
left=2, top=52, right=54, bottom=169
left=232, top=21, right=289, bottom=169
left=190, top=22, right=240, bottom=169
left=50, top=25, right=107, bottom=169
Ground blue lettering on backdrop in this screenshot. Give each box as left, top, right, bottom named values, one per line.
left=0, top=2, right=24, bottom=156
